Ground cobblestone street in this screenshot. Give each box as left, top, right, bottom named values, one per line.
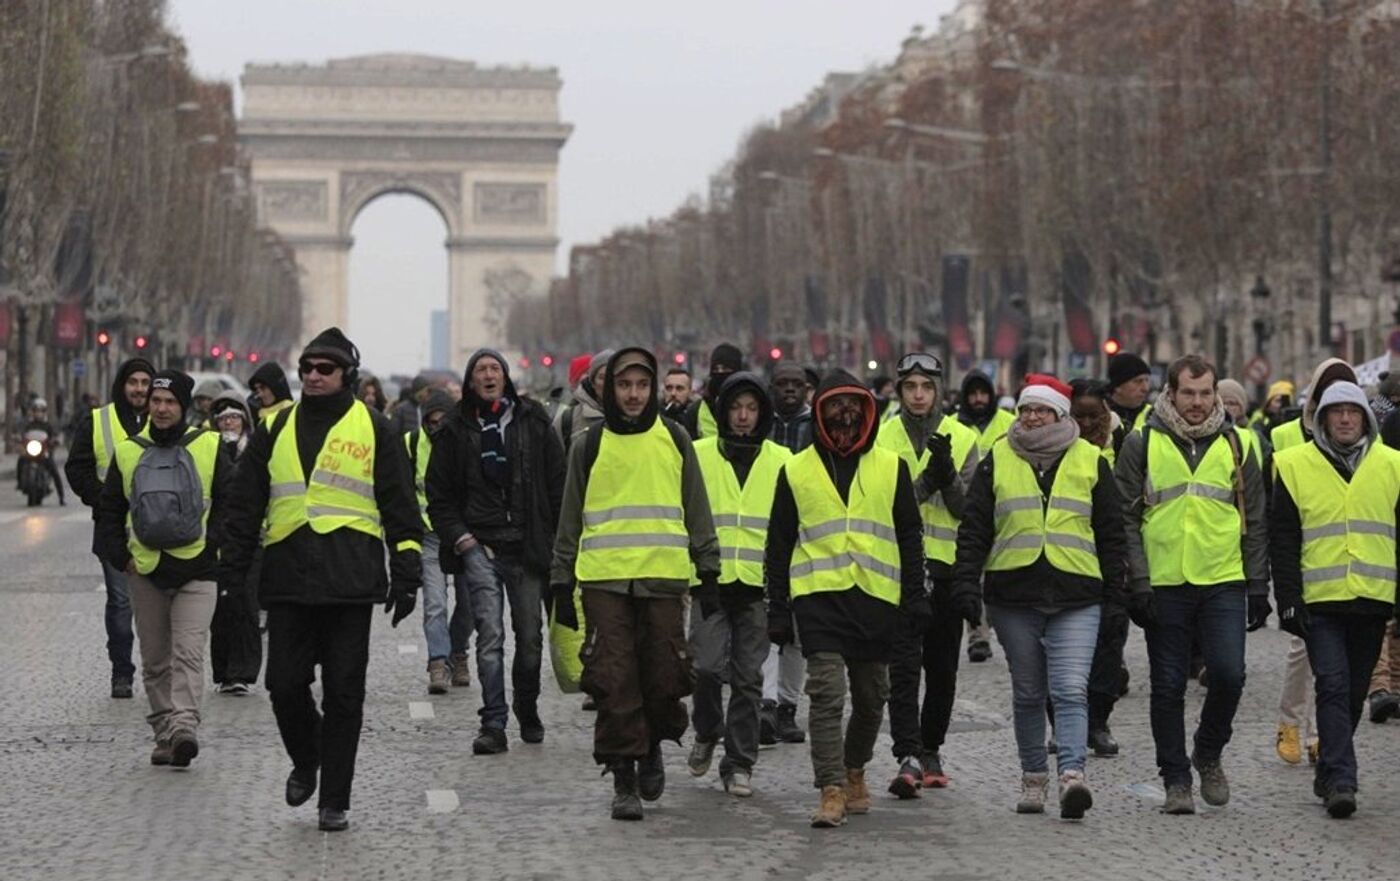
left=1, top=492, right=1396, bottom=881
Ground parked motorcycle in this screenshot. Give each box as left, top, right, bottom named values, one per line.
left=17, top=428, right=53, bottom=507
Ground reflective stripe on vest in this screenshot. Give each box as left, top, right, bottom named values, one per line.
left=1140, top=430, right=1244, bottom=586
left=695, top=437, right=790, bottom=586
left=576, top=420, right=691, bottom=581
left=876, top=415, right=978, bottom=564
left=404, top=429, right=432, bottom=529
left=93, top=403, right=132, bottom=483
left=266, top=400, right=383, bottom=545
left=114, top=427, right=219, bottom=575
left=975, top=408, right=1015, bottom=457
left=1275, top=441, right=1400, bottom=605
left=784, top=445, right=902, bottom=605
left=986, top=438, right=1101, bottom=578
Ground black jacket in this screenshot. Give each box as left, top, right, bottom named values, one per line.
left=96, top=427, right=236, bottom=592
left=221, top=389, right=423, bottom=606
left=66, top=358, right=152, bottom=511
left=952, top=445, right=1128, bottom=611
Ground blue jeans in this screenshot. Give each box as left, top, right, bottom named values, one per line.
left=989, top=603, right=1101, bottom=774
left=100, top=556, right=135, bottom=679
left=420, top=534, right=472, bottom=663
left=461, top=546, right=546, bottom=730
left=1305, top=613, right=1389, bottom=792
left=1144, top=584, right=1247, bottom=787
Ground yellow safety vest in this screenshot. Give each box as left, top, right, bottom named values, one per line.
left=1275, top=441, right=1400, bottom=605
left=114, top=426, right=219, bottom=575
left=1235, top=425, right=1262, bottom=469
left=784, top=445, right=903, bottom=605
left=1272, top=417, right=1304, bottom=452
left=92, top=403, right=133, bottom=483
left=575, top=420, right=691, bottom=581
left=1126, top=404, right=1154, bottom=435
left=695, top=437, right=790, bottom=586
left=404, top=428, right=433, bottom=529
left=266, top=400, right=417, bottom=552
left=876, top=415, right=978, bottom=564
left=1140, top=429, right=1245, bottom=586
left=987, top=438, right=1102, bottom=578
left=974, top=408, right=1015, bottom=457
left=696, top=402, right=718, bottom=439
left=259, top=398, right=294, bottom=427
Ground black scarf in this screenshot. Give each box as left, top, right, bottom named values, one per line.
left=478, top=398, right=511, bottom=487
left=296, top=388, right=354, bottom=479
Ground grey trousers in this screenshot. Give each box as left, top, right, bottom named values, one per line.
left=130, top=574, right=217, bottom=741
left=805, top=652, right=890, bottom=788
left=689, top=599, right=769, bottom=774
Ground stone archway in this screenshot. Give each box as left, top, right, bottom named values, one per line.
left=238, top=53, right=571, bottom=366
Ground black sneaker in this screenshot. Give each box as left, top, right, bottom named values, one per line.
left=318, top=807, right=349, bottom=832
left=967, top=641, right=992, bottom=663
left=286, top=767, right=318, bottom=806
left=637, top=742, right=665, bottom=801
left=472, top=726, right=509, bottom=755
left=1368, top=691, right=1399, bottom=724
left=1325, top=786, right=1357, bottom=819
left=888, top=756, right=923, bottom=800
left=758, top=700, right=778, bottom=746
left=1088, top=728, right=1119, bottom=757
left=111, top=675, right=134, bottom=699
left=514, top=703, right=545, bottom=744
left=609, top=760, right=643, bottom=821
left=774, top=702, right=806, bottom=743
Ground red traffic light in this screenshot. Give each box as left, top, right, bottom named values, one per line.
left=248, top=352, right=260, bottom=363
left=769, top=347, right=783, bottom=361
left=541, top=354, right=554, bottom=368
left=134, top=335, right=148, bottom=349
left=96, top=330, right=111, bottom=346
left=225, top=350, right=235, bottom=362
left=673, top=352, right=687, bottom=365
left=210, top=345, right=222, bottom=358
left=519, top=356, right=531, bottom=369
left=1102, top=338, right=1121, bottom=356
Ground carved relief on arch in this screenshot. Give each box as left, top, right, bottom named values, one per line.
left=339, top=170, right=463, bottom=235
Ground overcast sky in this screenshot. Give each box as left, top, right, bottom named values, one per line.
left=170, top=0, right=954, bottom=374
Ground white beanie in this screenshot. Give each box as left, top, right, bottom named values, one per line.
left=1017, top=374, right=1072, bottom=418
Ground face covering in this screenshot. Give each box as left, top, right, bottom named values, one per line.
left=221, top=429, right=243, bottom=444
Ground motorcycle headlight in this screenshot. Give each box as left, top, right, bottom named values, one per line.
left=24, top=440, right=42, bottom=457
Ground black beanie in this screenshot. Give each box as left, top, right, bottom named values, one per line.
left=709, top=343, right=744, bottom=375
left=301, top=327, right=361, bottom=369
left=1107, top=352, right=1150, bottom=389
left=150, top=369, right=194, bottom=414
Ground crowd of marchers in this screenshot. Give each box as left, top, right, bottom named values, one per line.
left=59, top=329, right=1400, bottom=831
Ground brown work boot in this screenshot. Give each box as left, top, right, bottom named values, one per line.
left=810, top=784, right=847, bottom=828
left=450, top=652, right=471, bottom=687
left=150, top=739, right=173, bottom=766
left=427, top=660, right=450, bottom=695
left=843, top=768, right=871, bottom=814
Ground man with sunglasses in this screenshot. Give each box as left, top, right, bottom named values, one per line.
left=877, top=353, right=980, bottom=798
left=222, top=327, right=423, bottom=833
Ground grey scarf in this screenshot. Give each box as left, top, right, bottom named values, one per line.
left=1152, top=389, right=1226, bottom=441
left=1315, top=429, right=1371, bottom=477
left=1007, top=417, right=1080, bottom=472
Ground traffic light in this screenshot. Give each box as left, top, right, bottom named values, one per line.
left=96, top=329, right=111, bottom=347
left=248, top=351, right=260, bottom=364
left=541, top=353, right=554, bottom=368
left=673, top=351, right=687, bottom=365
left=1102, top=338, right=1121, bottom=356
left=519, top=356, right=531, bottom=369
left=225, top=350, right=235, bottom=362
left=769, top=346, right=783, bottom=361
left=134, top=334, right=148, bottom=350
left=210, top=345, right=222, bottom=358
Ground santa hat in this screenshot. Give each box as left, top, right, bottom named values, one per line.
left=568, top=354, right=592, bottom=389
left=1017, top=373, right=1073, bottom=418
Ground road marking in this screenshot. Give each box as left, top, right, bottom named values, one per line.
left=425, top=789, right=459, bottom=813
left=408, top=701, right=435, bottom=720
left=397, top=644, right=418, bottom=655
left=0, top=511, right=26, bottom=524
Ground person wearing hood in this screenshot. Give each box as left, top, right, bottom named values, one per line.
left=249, top=361, right=294, bottom=426
left=1115, top=355, right=1267, bottom=815
left=553, top=348, right=612, bottom=455
left=208, top=390, right=262, bottom=695
left=956, top=368, right=1011, bottom=665
left=759, top=359, right=817, bottom=745
left=765, top=369, right=925, bottom=829
left=409, top=390, right=474, bottom=694
left=189, top=379, right=222, bottom=428
left=550, top=346, right=720, bottom=821
left=685, top=372, right=791, bottom=798
left=96, top=369, right=234, bottom=769
left=1108, top=352, right=1153, bottom=455
left=953, top=374, right=1127, bottom=820
left=426, top=349, right=565, bottom=753
left=682, top=342, right=744, bottom=440
left=877, top=353, right=979, bottom=798
left=221, top=327, right=423, bottom=833
left=1271, top=380, right=1400, bottom=819
left=66, top=355, right=155, bottom=698
left=1271, top=357, right=1355, bottom=766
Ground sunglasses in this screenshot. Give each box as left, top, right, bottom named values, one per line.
left=896, top=352, right=943, bottom=378
left=299, top=361, right=340, bottom=376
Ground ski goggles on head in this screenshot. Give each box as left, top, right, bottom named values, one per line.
left=896, top=352, right=943, bottom=379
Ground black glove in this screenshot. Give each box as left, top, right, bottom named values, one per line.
left=951, top=591, right=982, bottom=627
left=1279, top=602, right=1310, bottom=639
left=1125, top=590, right=1157, bottom=629
left=385, top=549, right=422, bottom=628
left=1247, top=594, right=1273, bottom=633
left=551, top=582, right=578, bottom=631
left=923, top=432, right=957, bottom=490
left=767, top=605, right=794, bottom=646
left=903, top=595, right=934, bottom=630
left=693, top=577, right=721, bottom=620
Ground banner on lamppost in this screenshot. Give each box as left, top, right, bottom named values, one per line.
left=0, top=301, right=10, bottom=347
left=864, top=276, right=893, bottom=362
left=988, top=262, right=1030, bottom=360
left=52, top=302, right=85, bottom=350
left=1061, top=250, right=1097, bottom=355
left=941, top=255, right=974, bottom=365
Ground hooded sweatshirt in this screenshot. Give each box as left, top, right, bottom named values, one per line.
left=210, top=390, right=254, bottom=458
left=765, top=369, right=925, bottom=661
left=957, top=370, right=998, bottom=432
left=548, top=346, right=720, bottom=596
left=65, top=357, right=155, bottom=514
left=714, top=371, right=774, bottom=486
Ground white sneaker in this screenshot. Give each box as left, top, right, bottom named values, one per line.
left=722, top=770, right=753, bottom=798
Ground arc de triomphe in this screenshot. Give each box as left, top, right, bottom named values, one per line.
left=238, top=54, right=571, bottom=366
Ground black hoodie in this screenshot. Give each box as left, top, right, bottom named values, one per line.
left=765, top=369, right=925, bottom=661
left=66, top=357, right=155, bottom=528
left=956, top=370, right=997, bottom=432
left=714, top=371, right=774, bottom=486
left=424, top=349, right=564, bottom=575
left=249, top=361, right=292, bottom=404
